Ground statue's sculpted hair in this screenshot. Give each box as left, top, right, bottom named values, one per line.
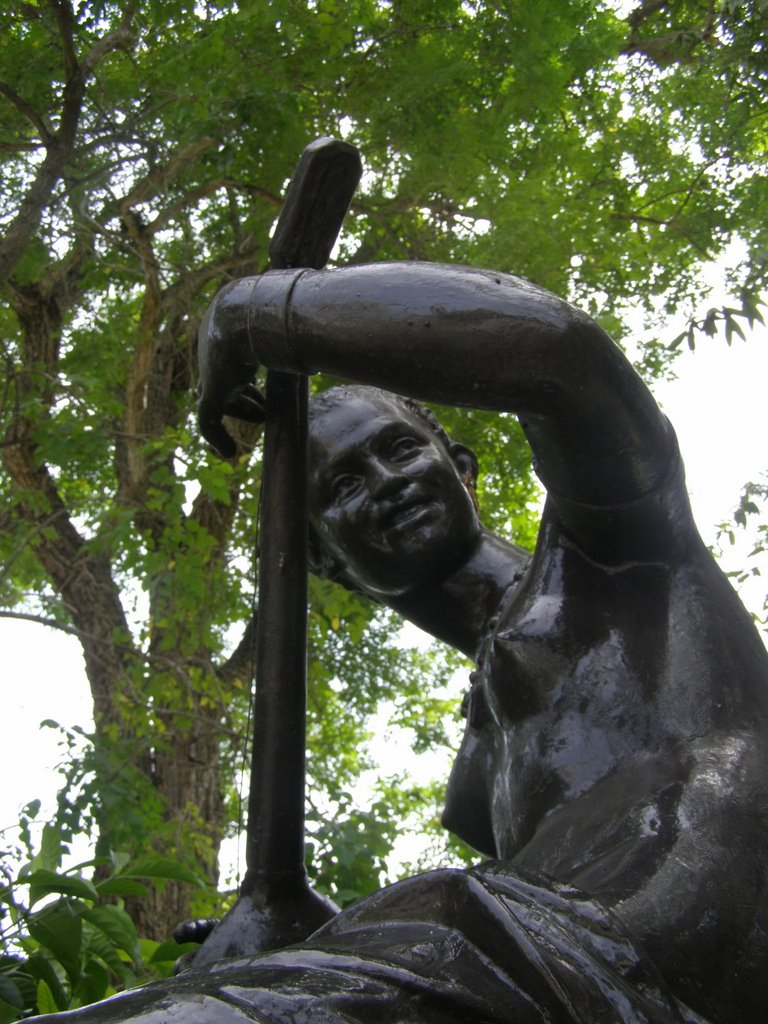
left=309, top=384, right=456, bottom=452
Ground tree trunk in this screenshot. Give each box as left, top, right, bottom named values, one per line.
left=2, top=280, right=231, bottom=939
left=124, top=714, right=227, bottom=941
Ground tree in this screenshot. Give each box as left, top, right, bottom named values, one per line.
left=1, top=0, right=766, bottom=941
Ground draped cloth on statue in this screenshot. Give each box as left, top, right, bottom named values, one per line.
left=42, top=863, right=707, bottom=1024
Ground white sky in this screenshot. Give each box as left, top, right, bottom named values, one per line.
left=654, top=329, right=768, bottom=607
left=2, top=317, right=767, bottom=868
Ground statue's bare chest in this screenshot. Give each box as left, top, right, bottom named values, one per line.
left=476, top=544, right=671, bottom=851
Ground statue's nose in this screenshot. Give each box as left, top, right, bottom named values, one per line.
left=368, top=460, right=407, bottom=498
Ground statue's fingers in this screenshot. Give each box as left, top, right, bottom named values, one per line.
left=224, top=384, right=266, bottom=423
left=173, top=917, right=219, bottom=945
left=199, top=399, right=237, bottom=459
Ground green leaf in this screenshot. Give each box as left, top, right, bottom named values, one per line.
left=94, top=877, right=151, bottom=899
left=73, top=958, right=110, bottom=1008
left=21, top=800, right=42, bottom=820
left=109, top=851, right=132, bottom=874
left=725, top=313, right=747, bottom=344
left=119, top=857, right=203, bottom=886
left=0, top=1000, right=22, bottom=1024
left=0, top=979, right=23, bottom=1012
left=703, top=309, right=719, bottom=337
left=79, top=922, right=128, bottom=978
left=25, top=951, right=69, bottom=1011
left=147, top=938, right=198, bottom=965
left=31, top=824, right=65, bottom=873
left=80, top=906, right=138, bottom=959
left=35, top=980, right=59, bottom=1016
left=28, top=869, right=98, bottom=907
left=28, top=904, right=83, bottom=986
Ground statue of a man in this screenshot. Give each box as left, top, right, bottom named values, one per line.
left=44, top=263, right=768, bottom=1023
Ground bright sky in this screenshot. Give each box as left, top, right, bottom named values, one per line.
left=654, top=328, right=768, bottom=608
left=2, top=315, right=767, bottom=866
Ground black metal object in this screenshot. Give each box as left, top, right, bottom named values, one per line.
left=49, top=256, right=768, bottom=1021
left=192, top=138, right=362, bottom=965
left=193, top=256, right=768, bottom=1020
left=268, top=137, right=364, bottom=272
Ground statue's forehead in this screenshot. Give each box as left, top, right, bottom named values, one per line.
left=308, top=393, right=424, bottom=478
left=311, top=394, right=406, bottom=447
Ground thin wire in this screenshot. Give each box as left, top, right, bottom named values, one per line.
left=235, top=468, right=262, bottom=886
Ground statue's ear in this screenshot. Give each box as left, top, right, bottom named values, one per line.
left=449, top=442, right=480, bottom=512
left=449, top=442, right=479, bottom=489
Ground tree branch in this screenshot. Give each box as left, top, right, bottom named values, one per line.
left=147, top=178, right=282, bottom=237
left=119, top=136, right=219, bottom=212
left=622, top=1, right=718, bottom=65
left=0, top=80, right=53, bottom=144
left=0, top=508, right=69, bottom=589
left=3, top=282, right=133, bottom=726
left=626, top=0, right=669, bottom=31
left=0, top=138, right=42, bottom=154
left=0, top=3, right=137, bottom=288
left=609, top=211, right=713, bottom=260
left=0, top=607, right=104, bottom=643
left=48, top=0, right=79, bottom=82
left=81, top=19, right=136, bottom=77
left=0, top=142, right=67, bottom=288
left=0, top=608, right=206, bottom=688
left=217, top=612, right=257, bottom=686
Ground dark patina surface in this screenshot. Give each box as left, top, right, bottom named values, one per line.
left=42, top=262, right=768, bottom=1023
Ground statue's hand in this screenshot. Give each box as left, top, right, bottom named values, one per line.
left=173, top=916, right=219, bottom=945
left=198, top=278, right=264, bottom=458
left=171, top=916, right=220, bottom=974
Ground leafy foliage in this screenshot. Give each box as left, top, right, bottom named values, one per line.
left=0, top=803, right=202, bottom=1021
left=717, top=475, right=768, bottom=632
left=0, top=0, right=766, bottom=943
left=669, top=292, right=766, bottom=351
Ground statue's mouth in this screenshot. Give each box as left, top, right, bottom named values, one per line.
left=380, top=496, right=434, bottom=532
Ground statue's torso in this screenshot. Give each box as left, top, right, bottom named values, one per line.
left=480, top=521, right=768, bottom=857
left=445, top=481, right=768, bottom=1017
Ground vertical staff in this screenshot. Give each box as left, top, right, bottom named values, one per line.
left=246, top=367, right=310, bottom=887
left=193, top=138, right=362, bottom=965
left=248, top=136, right=363, bottom=886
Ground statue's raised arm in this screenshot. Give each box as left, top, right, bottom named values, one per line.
left=199, top=262, right=683, bottom=561
left=199, top=263, right=677, bottom=491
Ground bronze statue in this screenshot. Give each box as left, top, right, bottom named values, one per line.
left=41, top=262, right=768, bottom=1023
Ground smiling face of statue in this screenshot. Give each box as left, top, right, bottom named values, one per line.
left=308, top=388, right=482, bottom=599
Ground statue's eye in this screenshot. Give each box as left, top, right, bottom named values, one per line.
left=389, top=437, right=420, bottom=462
left=331, top=474, right=361, bottom=502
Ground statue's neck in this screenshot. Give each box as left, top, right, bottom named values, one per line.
left=387, top=530, right=530, bottom=661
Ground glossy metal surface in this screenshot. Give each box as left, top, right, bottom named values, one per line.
left=43, top=261, right=768, bottom=1022
left=35, top=865, right=698, bottom=1023
left=192, top=139, right=360, bottom=965
left=198, top=261, right=768, bottom=1021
